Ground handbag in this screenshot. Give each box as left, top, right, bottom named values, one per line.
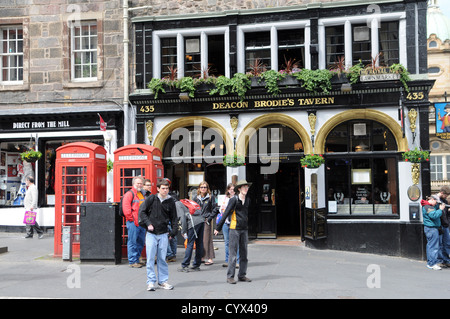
left=23, top=211, right=37, bottom=225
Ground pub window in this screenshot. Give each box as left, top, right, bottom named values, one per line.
left=352, top=24, right=372, bottom=66
left=325, top=120, right=398, bottom=217
left=379, top=21, right=399, bottom=66
left=161, top=37, right=177, bottom=78
left=325, top=26, right=344, bottom=69
left=278, top=29, right=305, bottom=70
left=430, top=155, right=443, bottom=181
left=160, top=33, right=225, bottom=78
left=245, top=31, right=271, bottom=72
left=1, top=26, right=23, bottom=83
left=71, top=21, right=98, bottom=81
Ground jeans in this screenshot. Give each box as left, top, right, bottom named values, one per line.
left=182, top=222, right=204, bottom=268
left=227, top=229, right=248, bottom=279
left=166, top=225, right=177, bottom=258
left=223, top=223, right=239, bottom=264
left=439, top=226, right=450, bottom=263
left=126, top=221, right=146, bottom=264
left=146, top=232, right=169, bottom=285
left=424, top=226, right=440, bottom=267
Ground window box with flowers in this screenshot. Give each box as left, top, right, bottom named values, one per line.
left=300, top=154, right=325, bottom=168
left=20, top=150, right=42, bottom=163
left=402, top=147, right=430, bottom=185
left=223, top=151, right=245, bottom=167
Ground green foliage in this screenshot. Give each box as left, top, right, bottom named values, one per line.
left=176, top=77, right=196, bottom=98
left=209, top=73, right=251, bottom=101
left=20, top=150, right=42, bottom=162
left=390, top=63, right=411, bottom=92
left=147, top=78, right=166, bottom=99
left=294, top=69, right=332, bottom=94
left=300, top=154, right=325, bottom=168
left=346, top=60, right=364, bottom=84
left=107, top=158, right=114, bottom=173
left=260, top=70, right=285, bottom=96
left=223, top=151, right=245, bottom=167
left=402, top=147, right=430, bottom=163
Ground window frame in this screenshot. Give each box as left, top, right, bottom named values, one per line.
left=153, top=26, right=230, bottom=79
left=318, top=12, right=406, bottom=70
left=0, top=25, right=23, bottom=84
left=70, top=21, right=98, bottom=82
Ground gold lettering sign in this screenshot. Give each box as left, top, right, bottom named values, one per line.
left=212, top=101, right=249, bottom=109
left=212, top=97, right=335, bottom=110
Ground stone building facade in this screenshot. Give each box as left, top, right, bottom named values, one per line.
left=0, top=1, right=125, bottom=229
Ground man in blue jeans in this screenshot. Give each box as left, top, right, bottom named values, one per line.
left=422, top=195, right=445, bottom=270
left=139, top=179, right=178, bottom=291
left=122, top=176, right=146, bottom=268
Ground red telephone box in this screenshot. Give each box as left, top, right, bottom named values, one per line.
left=54, top=142, right=107, bottom=257
left=113, top=144, right=164, bottom=257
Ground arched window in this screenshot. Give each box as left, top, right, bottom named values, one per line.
left=325, top=120, right=398, bottom=217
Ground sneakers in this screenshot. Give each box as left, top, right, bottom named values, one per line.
left=146, top=282, right=174, bottom=291
left=159, top=282, right=174, bottom=290
left=178, top=267, right=189, bottom=273
left=238, top=276, right=252, bottom=282
left=427, top=264, right=442, bottom=270
left=227, top=278, right=236, bottom=284
left=38, top=233, right=44, bottom=239
left=147, top=282, right=158, bottom=291
left=129, top=263, right=143, bottom=268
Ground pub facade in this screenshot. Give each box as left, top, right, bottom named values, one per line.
left=129, top=0, right=432, bottom=258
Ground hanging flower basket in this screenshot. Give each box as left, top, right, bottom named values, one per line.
left=223, top=151, right=245, bottom=167
left=402, top=147, right=430, bottom=163
left=20, top=150, right=42, bottom=163
left=300, top=154, right=325, bottom=168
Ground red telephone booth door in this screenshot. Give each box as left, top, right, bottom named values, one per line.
left=54, top=142, right=107, bottom=257
left=113, top=144, right=164, bottom=258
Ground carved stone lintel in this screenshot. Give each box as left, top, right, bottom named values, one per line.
left=408, top=108, right=417, bottom=133
left=230, top=116, right=239, bottom=138
left=146, top=120, right=154, bottom=144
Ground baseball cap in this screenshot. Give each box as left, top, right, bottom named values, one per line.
left=429, top=195, right=442, bottom=204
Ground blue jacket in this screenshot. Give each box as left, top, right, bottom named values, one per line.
left=421, top=200, right=442, bottom=228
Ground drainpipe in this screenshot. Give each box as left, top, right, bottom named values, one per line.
left=123, top=3, right=153, bottom=145
left=123, top=0, right=129, bottom=145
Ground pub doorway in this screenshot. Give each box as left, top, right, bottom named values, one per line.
left=247, top=161, right=303, bottom=239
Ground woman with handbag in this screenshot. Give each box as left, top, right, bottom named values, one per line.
left=24, top=176, right=44, bottom=239
left=195, top=181, right=219, bottom=266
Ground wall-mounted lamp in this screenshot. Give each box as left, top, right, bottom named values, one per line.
left=341, top=83, right=352, bottom=92
left=179, top=92, right=190, bottom=101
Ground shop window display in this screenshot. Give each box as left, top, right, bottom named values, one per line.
left=325, top=120, right=398, bottom=217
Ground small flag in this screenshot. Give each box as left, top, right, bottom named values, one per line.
left=98, top=113, right=106, bottom=131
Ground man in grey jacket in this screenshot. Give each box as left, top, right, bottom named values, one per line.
left=24, top=176, right=44, bottom=239
left=178, top=200, right=204, bottom=272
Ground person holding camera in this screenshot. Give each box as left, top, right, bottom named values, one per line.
left=421, top=195, right=445, bottom=270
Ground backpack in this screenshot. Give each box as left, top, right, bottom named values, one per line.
left=180, top=199, right=201, bottom=215
left=118, top=190, right=133, bottom=217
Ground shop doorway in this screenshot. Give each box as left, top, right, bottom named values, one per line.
left=247, top=162, right=303, bottom=238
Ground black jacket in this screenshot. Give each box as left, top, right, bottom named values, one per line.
left=216, top=195, right=250, bottom=231
left=194, top=194, right=219, bottom=222
left=138, top=194, right=178, bottom=238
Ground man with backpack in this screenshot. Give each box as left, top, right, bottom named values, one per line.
left=139, top=179, right=178, bottom=291
left=177, top=199, right=205, bottom=272
left=122, top=176, right=146, bottom=268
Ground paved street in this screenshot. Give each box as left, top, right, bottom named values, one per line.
left=0, top=231, right=449, bottom=302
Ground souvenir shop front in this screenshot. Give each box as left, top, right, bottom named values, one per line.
left=0, top=109, right=122, bottom=231
left=130, top=76, right=434, bottom=259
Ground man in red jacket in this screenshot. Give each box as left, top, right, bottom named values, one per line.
left=122, top=176, right=146, bottom=268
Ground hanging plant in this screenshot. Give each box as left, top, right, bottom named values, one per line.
left=107, top=158, right=114, bottom=173
left=402, top=147, right=430, bottom=163
left=20, top=150, right=42, bottom=162
left=223, top=151, right=245, bottom=167
left=300, top=153, right=325, bottom=168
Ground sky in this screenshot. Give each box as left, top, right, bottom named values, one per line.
left=438, top=0, right=450, bottom=18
